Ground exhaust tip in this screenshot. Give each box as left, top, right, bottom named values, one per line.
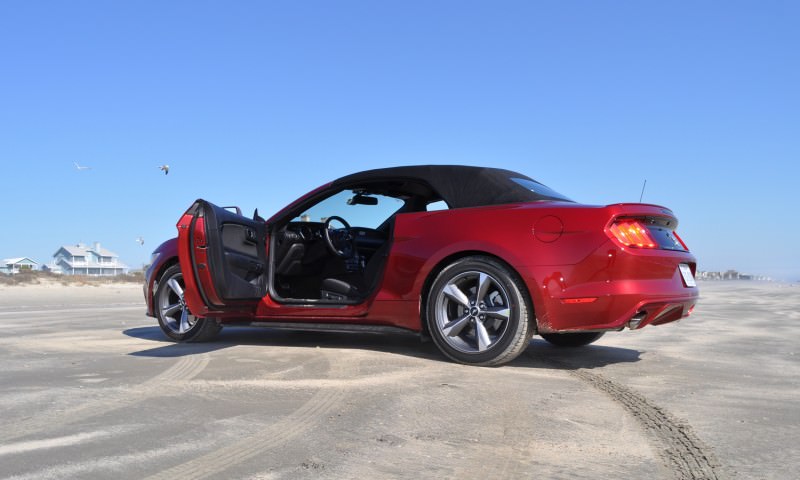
left=627, top=312, right=647, bottom=330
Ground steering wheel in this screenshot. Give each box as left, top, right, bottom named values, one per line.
left=323, top=216, right=354, bottom=258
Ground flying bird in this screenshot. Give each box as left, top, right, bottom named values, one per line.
left=158, top=165, right=170, bottom=175
left=135, top=237, right=144, bottom=246
left=74, top=162, right=91, bottom=171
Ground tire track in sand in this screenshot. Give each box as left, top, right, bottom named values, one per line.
left=2, top=354, right=210, bottom=443
left=143, top=351, right=354, bottom=480
left=528, top=351, right=727, bottom=480
left=570, top=368, right=726, bottom=480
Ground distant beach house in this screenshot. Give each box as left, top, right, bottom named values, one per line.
left=49, top=243, right=128, bottom=276
left=0, top=257, right=38, bottom=274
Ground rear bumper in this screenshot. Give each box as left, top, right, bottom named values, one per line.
left=534, top=281, right=698, bottom=333
left=524, top=240, right=699, bottom=333
left=625, top=296, right=696, bottom=330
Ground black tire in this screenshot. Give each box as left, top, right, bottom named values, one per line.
left=425, top=256, right=534, bottom=366
left=540, top=332, right=604, bottom=347
left=155, top=264, right=221, bottom=342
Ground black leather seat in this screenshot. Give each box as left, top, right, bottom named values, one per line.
left=321, top=277, right=361, bottom=299
left=321, top=239, right=391, bottom=301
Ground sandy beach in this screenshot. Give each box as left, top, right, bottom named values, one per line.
left=0, top=280, right=143, bottom=308
left=0, top=280, right=797, bottom=479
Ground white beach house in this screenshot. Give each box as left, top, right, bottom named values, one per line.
left=0, top=257, right=39, bottom=274
left=50, top=243, right=128, bottom=276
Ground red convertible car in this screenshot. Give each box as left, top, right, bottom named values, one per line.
left=144, top=165, right=698, bottom=366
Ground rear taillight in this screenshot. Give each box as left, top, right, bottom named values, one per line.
left=608, top=220, right=658, bottom=249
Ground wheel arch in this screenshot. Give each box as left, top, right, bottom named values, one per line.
left=145, top=255, right=180, bottom=317
left=154, top=256, right=179, bottom=287
left=418, top=250, right=538, bottom=337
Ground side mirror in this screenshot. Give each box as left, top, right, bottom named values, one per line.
left=347, top=194, right=378, bottom=206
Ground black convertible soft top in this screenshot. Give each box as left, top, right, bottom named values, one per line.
left=332, top=165, right=572, bottom=209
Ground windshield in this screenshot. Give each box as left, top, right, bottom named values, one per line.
left=293, top=189, right=404, bottom=229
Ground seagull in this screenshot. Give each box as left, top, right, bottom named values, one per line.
left=158, top=165, right=169, bottom=175
left=135, top=237, right=144, bottom=246
left=74, top=162, right=91, bottom=171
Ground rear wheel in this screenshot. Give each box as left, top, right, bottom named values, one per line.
left=155, top=265, right=221, bottom=342
left=425, top=256, right=533, bottom=366
left=540, top=332, right=604, bottom=347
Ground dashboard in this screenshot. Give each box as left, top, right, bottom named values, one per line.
left=283, top=222, right=387, bottom=250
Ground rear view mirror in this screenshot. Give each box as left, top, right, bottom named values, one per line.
left=347, top=194, right=378, bottom=206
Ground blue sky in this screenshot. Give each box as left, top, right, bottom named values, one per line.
left=1, top=1, right=798, bottom=279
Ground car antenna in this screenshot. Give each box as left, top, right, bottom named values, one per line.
left=639, top=179, right=647, bottom=203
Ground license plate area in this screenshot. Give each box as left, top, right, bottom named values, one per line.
left=679, top=264, right=696, bottom=287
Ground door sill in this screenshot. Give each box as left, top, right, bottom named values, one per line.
left=229, top=321, right=417, bottom=336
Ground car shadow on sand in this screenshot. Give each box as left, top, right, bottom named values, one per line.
left=519, top=339, right=642, bottom=370
left=123, top=326, right=641, bottom=369
left=124, top=325, right=438, bottom=359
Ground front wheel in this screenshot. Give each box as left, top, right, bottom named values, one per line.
left=155, top=265, right=221, bottom=342
left=540, top=332, right=604, bottom=347
left=425, top=256, right=534, bottom=366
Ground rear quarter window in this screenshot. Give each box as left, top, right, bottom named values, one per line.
left=426, top=200, right=449, bottom=211
left=510, top=177, right=573, bottom=202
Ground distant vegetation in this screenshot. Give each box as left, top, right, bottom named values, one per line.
left=0, top=270, right=144, bottom=286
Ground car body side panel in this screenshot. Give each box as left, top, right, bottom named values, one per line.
left=356, top=202, right=604, bottom=332
left=391, top=203, right=608, bottom=291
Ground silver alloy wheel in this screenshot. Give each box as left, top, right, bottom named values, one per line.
left=433, top=270, right=512, bottom=354
left=157, top=271, right=198, bottom=335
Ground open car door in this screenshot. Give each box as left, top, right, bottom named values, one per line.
left=176, top=199, right=268, bottom=316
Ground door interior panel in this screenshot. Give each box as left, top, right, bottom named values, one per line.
left=221, top=224, right=260, bottom=256
left=198, top=201, right=267, bottom=302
